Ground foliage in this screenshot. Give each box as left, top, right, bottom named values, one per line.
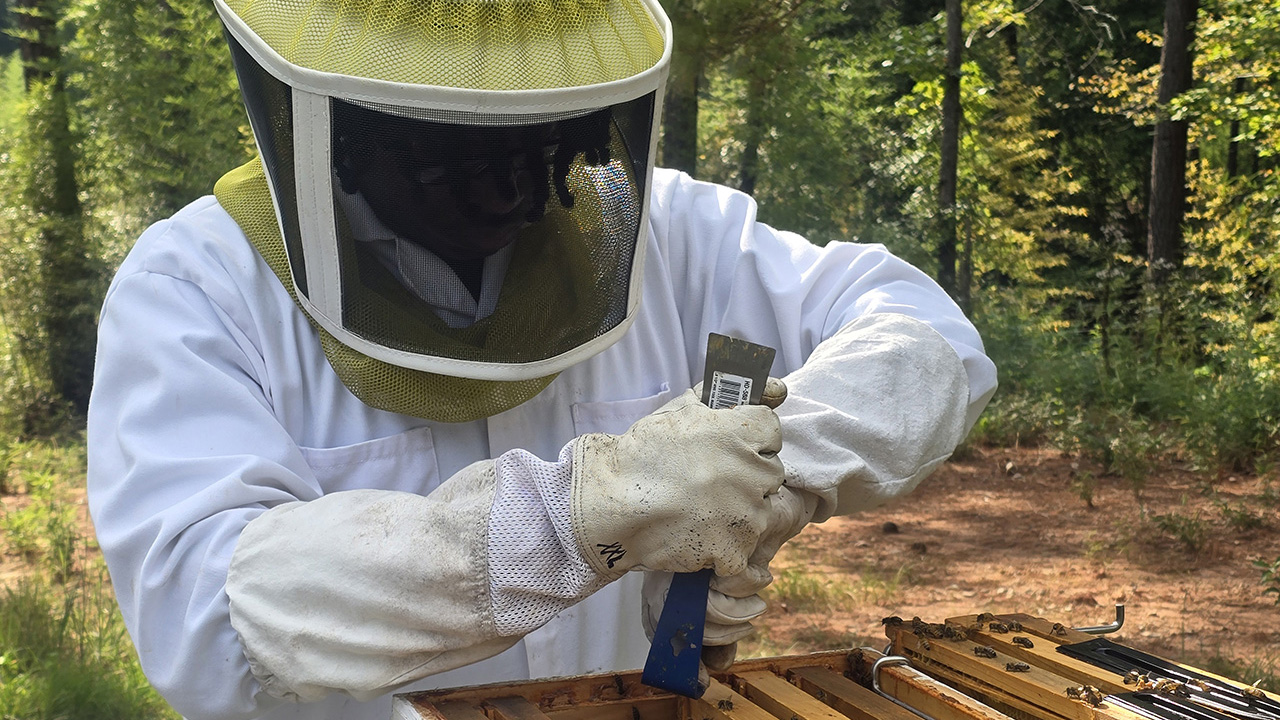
left=0, top=471, right=78, bottom=579
left=1, top=439, right=87, bottom=575
left=0, top=440, right=178, bottom=719
left=0, top=573, right=179, bottom=719
left=68, top=0, right=250, bottom=243
left=1257, top=555, right=1280, bottom=605
left=1201, top=654, right=1280, bottom=693
left=1151, top=498, right=1209, bottom=553
left=1178, top=0, right=1280, bottom=162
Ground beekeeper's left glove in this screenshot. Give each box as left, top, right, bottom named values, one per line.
left=640, top=483, right=818, bottom=671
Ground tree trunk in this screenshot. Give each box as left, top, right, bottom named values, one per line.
left=937, top=0, right=962, bottom=299
left=1146, top=0, right=1198, bottom=284
left=15, top=0, right=96, bottom=416
left=738, top=71, right=767, bottom=196
left=660, top=8, right=703, bottom=177
left=1226, top=76, right=1245, bottom=178
left=13, top=0, right=57, bottom=90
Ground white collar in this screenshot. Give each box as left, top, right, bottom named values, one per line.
left=335, top=188, right=513, bottom=329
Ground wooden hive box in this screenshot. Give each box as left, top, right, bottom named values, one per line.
left=392, top=613, right=1279, bottom=720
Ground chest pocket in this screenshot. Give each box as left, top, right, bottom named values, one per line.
left=297, top=426, right=441, bottom=496
left=570, top=383, right=675, bottom=436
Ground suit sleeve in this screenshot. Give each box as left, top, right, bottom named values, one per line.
left=649, top=170, right=998, bottom=521
left=87, top=230, right=598, bottom=718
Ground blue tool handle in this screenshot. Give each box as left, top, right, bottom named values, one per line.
left=640, top=568, right=712, bottom=698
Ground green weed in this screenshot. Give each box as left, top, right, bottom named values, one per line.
left=1151, top=499, right=1209, bottom=553
left=765, top=568, right=846, bottom=613
left=1255, top=555, right=1280, bottom=605
left=849, top=563, right=918, bottom=605
left=1217, top=498, right=1268, bottom=531
left=1072, top=470, right=1098, bottom=509
left=764, top=564, right=915, bottom=612
left=1200, top=654, right=1280, bottom=694
left=0, top=570, right=178, bottom=719
left=1, top=471, right=81, bottom=580
left=0, top=439, right=177, bottom=719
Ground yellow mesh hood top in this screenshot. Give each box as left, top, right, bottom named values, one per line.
left=221, top=0, right=666, bottom=90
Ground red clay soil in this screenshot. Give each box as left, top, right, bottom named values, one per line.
left=746, top=445, right=1280, bottom=674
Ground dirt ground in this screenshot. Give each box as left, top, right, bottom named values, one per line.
left=744, top=445, right=1280, bottom=673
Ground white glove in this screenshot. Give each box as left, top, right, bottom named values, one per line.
left=641, top=571, right=766, bottom=670
left=571, top=388, right=784, bottom=579
left=710, top=484, right=819, bottom=599
left=641, top=484, right=819, bottom=671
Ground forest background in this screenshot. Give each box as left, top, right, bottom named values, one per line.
left=0, top=0, right=1279, bottom=716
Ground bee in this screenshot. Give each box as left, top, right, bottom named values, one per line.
left=1242, top=681, right=1267, bottom=700
left=1124, top=670, right=1144, bottom=686
left=1006, top=661, right=1032, bottom=673
left=1012, top=636, right=1034, bottom=649
left=717, top=698, right=735, bottom=711
left=918, top=638, right=933, bottom=651
left=1007, top=620, right=1024, bottom=632
left=973, top=645, right=998, bottom=658
left=1081, top=686, right=1106, bottom=706
left=1050, top=622, right=1068, bottom=636
left=942, top=623, right=967, bottom=641
left=881, top=616, right=905, bottom=627
left=1067, top=685, right=1104, bottom=706
left=977, top=612, right=996, bottom=624
left=913, top=621, right=947, bottom=639
left=988, top=621, right=1010, bottom=633
left=1154, top=679, right=1183, bottom=695
left=1187, top=679, right=1211, bottom=692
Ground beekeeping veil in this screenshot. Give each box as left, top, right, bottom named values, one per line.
left=213, top=0, right=669, bottom=422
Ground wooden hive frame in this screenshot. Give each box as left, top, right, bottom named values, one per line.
left=393, top=613, right=1279, bottom=720
left=393, top=647, right=1011, bottom=720
left=884, top=612, right=1279, bottom=720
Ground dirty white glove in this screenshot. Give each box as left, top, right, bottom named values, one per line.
left=641, top=571, right=765, bottom=670
left=636, top=378, right=805, bottom=672
left=641, top=484, right=819, bottom=671
left=572, top=388, right=784, bottom=579
left=710, top=484, right=820, bottom=599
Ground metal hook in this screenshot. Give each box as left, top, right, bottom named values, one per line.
left=1074, top=604, right=1125, bottom=635
left=872, top=656, right=936, bottom=720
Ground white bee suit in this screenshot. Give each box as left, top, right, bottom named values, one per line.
left=87, top=169, right=997, bottom=720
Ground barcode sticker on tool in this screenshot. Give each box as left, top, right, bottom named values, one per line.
left=709, top=371, right=752, bottom=409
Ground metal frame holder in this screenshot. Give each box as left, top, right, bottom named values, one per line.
left=872, top=655, right=937, bottom=720
left=1073, top=604, right=1126, bottom=635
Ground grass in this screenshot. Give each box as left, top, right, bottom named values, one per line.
left=763, top=563, right=917, bottom=613
left=1200, top=653, right=1280, bottom=693
left=0, top=439, right=179, bottom=719
left=0, top=570, right=177, bottom=719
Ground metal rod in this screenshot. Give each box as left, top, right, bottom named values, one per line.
left=872, top=655, right=936, bottom=720
left=1074, top=604, right=1125, bottom=635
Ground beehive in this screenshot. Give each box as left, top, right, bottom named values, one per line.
left=392, top=612, right=1279, bottom=720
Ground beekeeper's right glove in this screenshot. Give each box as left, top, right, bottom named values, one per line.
left=571, top=388, right=785, bottom=579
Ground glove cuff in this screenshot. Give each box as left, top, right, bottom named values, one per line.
left=570, top=434, right=633, bottom=579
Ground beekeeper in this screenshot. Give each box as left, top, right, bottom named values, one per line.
left=85, top=0, right=997, bottom=718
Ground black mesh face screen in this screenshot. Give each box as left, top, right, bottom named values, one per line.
left=224, top=28, right=308, bottom=297
left=331, top=101, right=571, bottom=251
left=326, top=93, right=658, bottom=364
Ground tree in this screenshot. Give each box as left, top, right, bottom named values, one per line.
left=1146, top=0, right=1199, bottom=283
left=658, top=0, right=807, bottom=177
left=9, top=0, right=96, bottom=416
left=72, top=0, right=248, bottom=230
left=938, top=0, right=962, bottom=302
